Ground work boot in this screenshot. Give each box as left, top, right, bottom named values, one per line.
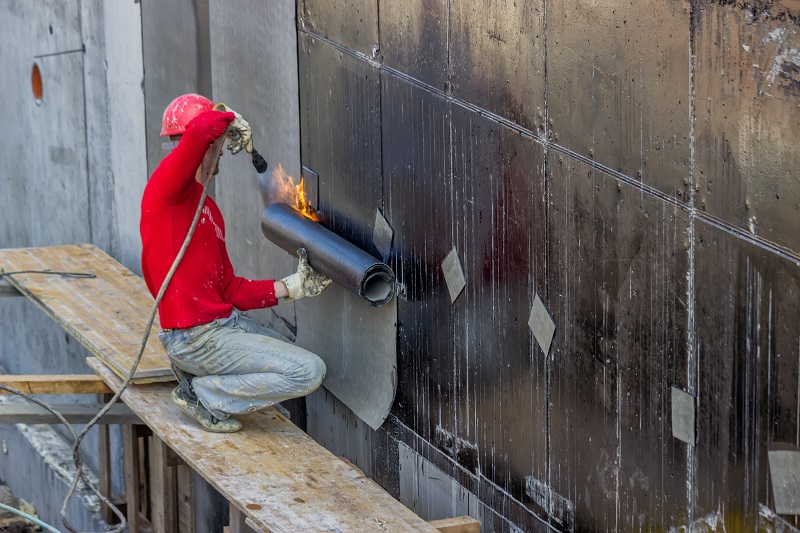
left=171, top=386, right=242, bottom=433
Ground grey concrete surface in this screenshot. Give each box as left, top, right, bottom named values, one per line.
left=0, top=0, right=145, bottom=523
left=0, top=418, right=108, bottom=531
left=3, top=0, right=800, bottom=531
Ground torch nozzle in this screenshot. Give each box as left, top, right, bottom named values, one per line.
left=251, top=149, right=268, bottom=174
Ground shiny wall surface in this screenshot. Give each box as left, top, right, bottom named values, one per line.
left=296, top=0, right=800, bottom=531
left=695, top=3, right=800, bottom=252
left=694, top=218, right=800, bottom=530
left=546, top=155, right=691, bottom=530
left=451, top=0, right=545, bottom=133
left=548, top=0, right=691, bottom=196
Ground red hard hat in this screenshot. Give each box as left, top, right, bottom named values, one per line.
left=160, top=94, right=214, bottom=137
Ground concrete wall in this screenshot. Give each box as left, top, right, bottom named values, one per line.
left=208, top=0, right=302, bottom=341
left=0, top=0, right=301, bottom=530
left=0, top=0, right=146, bottom=528
left=104, top=2, right=148, bottom=272
left=2, top=0, right=800, bottom=532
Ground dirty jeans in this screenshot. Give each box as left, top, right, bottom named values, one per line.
left=157, top=310, right=326, bottom=420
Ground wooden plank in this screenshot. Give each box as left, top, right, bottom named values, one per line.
left=123, top=425, right=142, bottom=533
left=428, top=516, right=481, bottom=533
left=177, top=464, right=195, bottom=533
left=0, top=279, right=21, bottom=297
left=0, top=402, right=140, bottom=424
left=229, top=503, right=248, bottom=533
left=88, top=357, right=437, bottom=533
left=150, top=435, right=177, bottom=533
left=244, top=517, right=262, bottom=531
left=0, top=244, right=173, bottom=383
left=139, top=435, right=149, bottom=518
left=99, top=393, right=114, bottom=524
left=0, top=374, right=112, bottom=395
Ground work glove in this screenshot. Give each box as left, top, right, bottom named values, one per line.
left=213, top=103, right=254, bottom=155
left=185, top=110, right=235, bottom=145
left=279, top=248, right=332, bottom=303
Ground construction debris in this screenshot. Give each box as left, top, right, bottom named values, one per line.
left=0, top=485, right=41, bottom=532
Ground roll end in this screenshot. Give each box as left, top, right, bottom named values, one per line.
left=361, top=267, right=395, bottom=306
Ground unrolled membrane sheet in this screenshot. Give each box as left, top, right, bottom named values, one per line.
left=261, top=202, right=397, bottom=429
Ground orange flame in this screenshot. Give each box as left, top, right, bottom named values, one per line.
left=270, top=164, right=320, bottom=221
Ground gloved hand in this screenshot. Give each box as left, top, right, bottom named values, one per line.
left=185, top=110, right=235, bottom=145
left=279, top=248, right=332, bottom=303
left=213, top=103, right=254, bottom=155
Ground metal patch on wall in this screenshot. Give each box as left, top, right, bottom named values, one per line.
left=441, top=247, right=466, bottom=303
left=769, top=450, right=800, bottom=514
left=671, top=386, right=695, bottom=445
left=528, top=294, right=556, bottom=356
left=373, top=209, right=393, bottom=261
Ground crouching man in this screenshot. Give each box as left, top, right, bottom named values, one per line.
left=140, top=93, right=330, bottom=433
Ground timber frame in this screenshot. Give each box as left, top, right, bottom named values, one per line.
left=0, top=245, right=480, bottom=532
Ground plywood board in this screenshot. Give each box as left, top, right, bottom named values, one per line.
left=0, top=244, right=172, bottom=383
left=87, top=358, right=436, bottom=532
left=0, top=402, right=139, bottom=425
left=0, top=374, right=112, bottom=394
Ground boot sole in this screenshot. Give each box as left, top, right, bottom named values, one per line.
left=172, top=390, right=242, bottom=433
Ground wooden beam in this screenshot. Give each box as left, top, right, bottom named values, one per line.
left=89, top=357, right=440, bottom=532
left=177, top=464, right=195, bottom=533
left=138, top=434, right=149, bottom=519
left=229, top=503, right=248, bottom=533
left=0, top=279, right=21, bottom=297
left=0, top=403, right=140, bottom=424
left=428, top=516, right=481, bottom=533
left=244, top=517, right=262, bottom=531
left=150, top=435, right=177, bottom=533
left=98, top=393, right=116, bottom=524
left=124, top=425, right=142, bottom=533
left=0, top=374, right=112, bottom=395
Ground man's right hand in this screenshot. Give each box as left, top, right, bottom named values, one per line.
left=185, top=110, right=236, bottom=145
left=279, top=248, right=332, bottom=303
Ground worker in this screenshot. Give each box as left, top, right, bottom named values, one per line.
left=140, top=93, right=331, bottom=433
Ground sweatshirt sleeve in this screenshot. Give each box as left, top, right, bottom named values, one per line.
left=148, top=130, right=210, bottom=205
left=219, top=237, right=278, bottom=310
